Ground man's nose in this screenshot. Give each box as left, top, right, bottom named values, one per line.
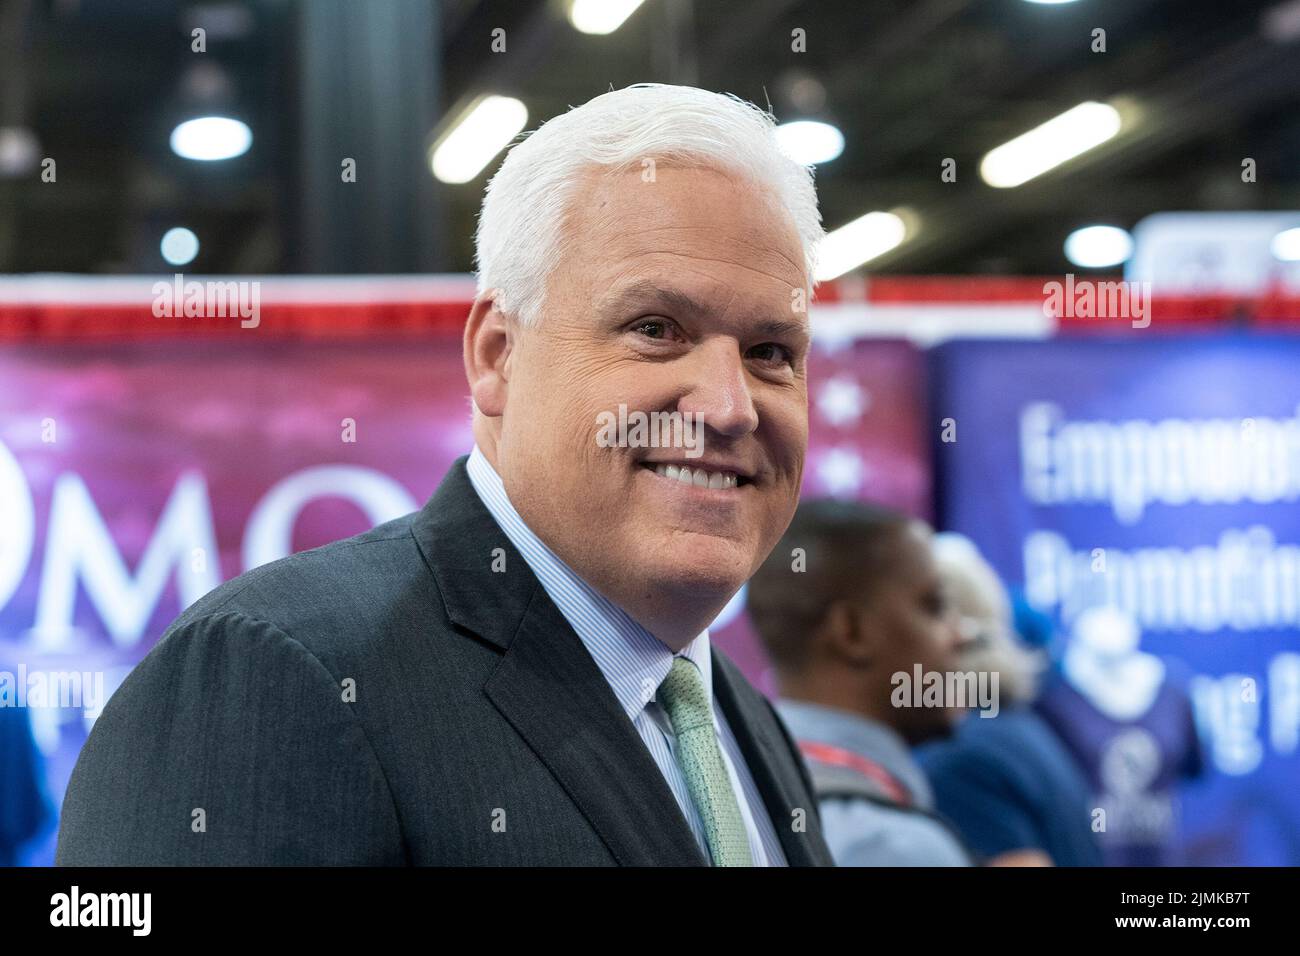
left=676, top=339, right=760, bottom=438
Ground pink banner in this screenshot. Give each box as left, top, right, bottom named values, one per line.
left=0, top=304, right=928, bottom=863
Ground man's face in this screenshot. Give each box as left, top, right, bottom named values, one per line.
left=495, top=164, right=810, bottom=622
left=869, top=525, right=969, bottom=740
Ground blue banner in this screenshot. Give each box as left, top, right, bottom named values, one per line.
left=930, top=334, right=1300, bottom=865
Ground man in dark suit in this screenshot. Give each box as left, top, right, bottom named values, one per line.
left=57, top=83, right=833, bottom=866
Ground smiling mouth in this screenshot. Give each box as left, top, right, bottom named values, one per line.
left=640, top=462, right=751, bottom=490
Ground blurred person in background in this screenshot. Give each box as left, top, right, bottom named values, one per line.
left=1034, top=606, right=1204, bottom=866
left=917, top=534, right=1103, bottom=867
left=748, top=499, right=976, bottom=866
left=0, top=708, right=52, bottom=866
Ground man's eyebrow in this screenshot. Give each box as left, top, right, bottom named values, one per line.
left=598, top=281, right=710, bottom=319
left=600, top=281, right=811, bottom=344
left=750, top=318, right=811, bottom=345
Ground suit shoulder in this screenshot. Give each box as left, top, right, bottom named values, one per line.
left=57, top=605, right=402, bottom=865
left=167, top=510, right=433, bottom=658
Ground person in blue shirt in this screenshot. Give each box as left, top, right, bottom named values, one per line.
left=916, top=534, right=1103, bottom=867
left=1, top=707, right=53, bottom=866
left=748, top=500, right=977, bottom=866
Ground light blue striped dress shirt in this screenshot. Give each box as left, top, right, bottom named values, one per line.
left=466, top=446, right=787, bottom=866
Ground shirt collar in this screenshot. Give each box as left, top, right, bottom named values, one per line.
left=465, top=445, right=712, bottom=721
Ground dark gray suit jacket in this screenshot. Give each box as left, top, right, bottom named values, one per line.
left=56, top=458, right=834, bottom=865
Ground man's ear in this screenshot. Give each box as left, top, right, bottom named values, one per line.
left=463, top=292, right=513, bottom=417
left=822, top=599, right=879, bottom=668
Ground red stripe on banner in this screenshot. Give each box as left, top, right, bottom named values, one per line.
left=0, top=301, right=474, bottom=341
left=825, top=275, right=1056, bottom=304
left=2, top=277, right=1299, bottom=341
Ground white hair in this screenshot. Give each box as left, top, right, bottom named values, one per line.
left=933, top=532, right=1044, bottom=705
left=474, top=83, right=824, bottom=325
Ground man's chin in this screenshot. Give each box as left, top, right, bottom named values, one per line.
left=636, top=533, right=754, bottom=604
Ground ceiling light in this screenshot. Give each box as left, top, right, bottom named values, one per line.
left=430, top=95, right=528, bottom=184
left=0, top=127, right=40, bottom=177
left=569, top=0, right=646, bottom=35
left=980, top=102, right=1121, bottom=188
left=1271, top=226, right=1300, bottom=262
left=170, top=116, right=252, bottom=161
left=774, top=120, right=845, bottom=166
left=1064, top=225, right=1133, bottom=268
left=815, top=212, right=907, bottom=281
left=161, top=227, right=200, bottom=266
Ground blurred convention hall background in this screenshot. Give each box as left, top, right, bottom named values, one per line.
left=1, top=0, right=1299, bottom=866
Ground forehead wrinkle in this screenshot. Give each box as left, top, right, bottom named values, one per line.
left=643, top=248, right=806, bottom=291
left=603, top=222, right=807, bottom=282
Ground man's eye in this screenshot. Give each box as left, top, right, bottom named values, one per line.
left=634, top=319, right=673, bottom=340
left=747, top=343, right=794, bottom=366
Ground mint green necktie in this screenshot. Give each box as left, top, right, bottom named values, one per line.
left=657, top=657, right=754, bottom=866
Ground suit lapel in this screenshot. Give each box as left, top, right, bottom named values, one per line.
left=482, top=589, right=706, bottom=865
left=412, top=458, right=705, bottom=866
left=711, top=649, right=833, bottom=866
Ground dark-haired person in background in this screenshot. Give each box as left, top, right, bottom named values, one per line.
left=748, top=499, right=975, bottom=866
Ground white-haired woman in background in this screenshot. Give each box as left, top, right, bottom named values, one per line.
left=916, top=534, right=1103, bottom=867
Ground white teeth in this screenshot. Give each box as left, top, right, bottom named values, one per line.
left=650, top=464, right=741, bottom=489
